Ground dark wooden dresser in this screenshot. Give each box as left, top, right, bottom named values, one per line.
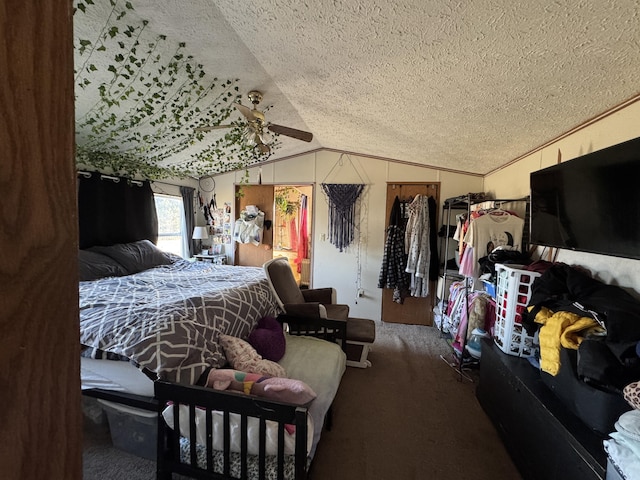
left=476, top=338, right=607, bottom=480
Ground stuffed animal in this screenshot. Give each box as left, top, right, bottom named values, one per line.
left=205, top=369, right=316, bottom=406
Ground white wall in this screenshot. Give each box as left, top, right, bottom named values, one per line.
left=212, top=153, right=483, bottom=321
left=484, top=100, right=640, bottom=296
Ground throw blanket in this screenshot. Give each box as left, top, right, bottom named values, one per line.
left=80, top=261, right=278, bottom=384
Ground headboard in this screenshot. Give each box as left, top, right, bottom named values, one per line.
left=78, top=171, right=158, bottom=249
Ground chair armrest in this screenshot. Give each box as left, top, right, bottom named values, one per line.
left=284, top=302, right=326, bottom=319
left=277, top=314, right=348, bottom=350
left=301, top=288, right=335, bottom=305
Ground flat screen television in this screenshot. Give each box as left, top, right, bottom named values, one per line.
left=530, top=136, right=640, bottom=260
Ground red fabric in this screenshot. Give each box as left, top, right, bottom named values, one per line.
left=294, top=195, right=308, bottom=273
left=289, top=218, right=298, bottom=251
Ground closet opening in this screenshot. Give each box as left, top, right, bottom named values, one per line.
left=234, top=184, right=314, bottom=287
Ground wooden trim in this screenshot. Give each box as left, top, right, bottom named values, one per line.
left=236, top=147, right=485, bottom=178
left=0, top=1, right=81, bottom=478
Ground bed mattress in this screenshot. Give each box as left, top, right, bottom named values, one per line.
left=81, top=357, right=155, bottom=397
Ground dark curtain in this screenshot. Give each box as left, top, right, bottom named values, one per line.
left=78, top=172, right=158, bottom=249
left=180, top=185, right=196, bottom=257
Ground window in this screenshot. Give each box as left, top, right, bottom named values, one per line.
left=154, top=194, right=187, bottom=258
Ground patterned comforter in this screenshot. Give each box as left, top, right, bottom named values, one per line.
left=79, top=260, right=278, bottom=384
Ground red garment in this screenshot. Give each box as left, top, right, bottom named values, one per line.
left=294, top=195, right=309, bottom=273
left=289, top=218, right=298, bottom=251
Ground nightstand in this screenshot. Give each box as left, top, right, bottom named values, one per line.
left=193, top=254, right=226, bottom=265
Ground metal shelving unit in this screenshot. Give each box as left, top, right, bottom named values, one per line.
left=438, top=193, right=530, bottom=381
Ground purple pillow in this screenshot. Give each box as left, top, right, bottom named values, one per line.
left=248, top=316, right=286, bottom=362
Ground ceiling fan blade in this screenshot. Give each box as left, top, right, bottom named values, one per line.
left=267, top=124, right=313, bottom=142
left=233, top=102, right=257, bottom=122
left=195, top=124, right=233, bottom=133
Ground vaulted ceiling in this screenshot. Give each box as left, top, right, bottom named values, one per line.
left=74, top=0, right=640, bottom=178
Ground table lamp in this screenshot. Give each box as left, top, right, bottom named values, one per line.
left=192, top=226, right=209, bottom=254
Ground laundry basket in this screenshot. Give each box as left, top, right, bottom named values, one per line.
left=493, top=264, right=541, bottom=357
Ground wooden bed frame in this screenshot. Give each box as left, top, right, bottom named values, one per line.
left=82, top=315, right=347, bottom=480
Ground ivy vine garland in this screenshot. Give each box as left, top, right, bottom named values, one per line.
left=74, top=0, right=275, bottom=179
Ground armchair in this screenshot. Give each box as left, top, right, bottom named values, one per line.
left=263, top=257, right=375, bottom=368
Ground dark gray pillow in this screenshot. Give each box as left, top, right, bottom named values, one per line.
left=78, top=250, right=128, bottom=281
left=89, top=239, right=173, bottom=274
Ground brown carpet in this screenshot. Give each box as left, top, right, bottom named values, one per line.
left=310, top=322, right=521, bottom=480
left=83, top=322, right=521, bottom=480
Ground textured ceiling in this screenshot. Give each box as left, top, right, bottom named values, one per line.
left=74, top=0, right=640, bottom=176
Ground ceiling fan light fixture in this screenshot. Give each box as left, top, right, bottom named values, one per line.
left=255, top=143, right=271, bottom=155
left=242, top=125, right=257, bottom=146
left=260, top=130, right=274, bottom=144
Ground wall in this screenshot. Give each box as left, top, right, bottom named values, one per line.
left=213, top=152, right=483, bottom=320
left=484, top=100, right=640, bottom=295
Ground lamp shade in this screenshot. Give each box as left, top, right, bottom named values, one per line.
left=192, top=226, right=209, bottom=240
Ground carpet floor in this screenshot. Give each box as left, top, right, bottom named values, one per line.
left=83, top=322, right=522, bottom=480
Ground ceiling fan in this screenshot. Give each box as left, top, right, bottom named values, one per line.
left=195, top=90, right=313, bottom=156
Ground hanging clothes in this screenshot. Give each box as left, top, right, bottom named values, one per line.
left=462, top=210, right=524, bottom=278
left=428, top=196, right=440, bottom=281
left=294, top=194, right=308, bottom=273
left=233, top=207, right=265, bottom=246
left=289, top=218, right=298, bottom=251
left=404, top=194, right=431, bottom=297
left=378, top=196, right=410, bottom=303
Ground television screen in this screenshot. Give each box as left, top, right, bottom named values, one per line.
left=530, top=136, right=640, bottom=260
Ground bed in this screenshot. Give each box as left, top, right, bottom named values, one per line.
left=79, top=240, right=347, bottom=480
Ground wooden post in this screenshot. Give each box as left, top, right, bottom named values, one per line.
left=0, top=1, right=81, bottom=478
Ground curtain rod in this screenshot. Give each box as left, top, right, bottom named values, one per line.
left=77, top=170, right=143, bottom=186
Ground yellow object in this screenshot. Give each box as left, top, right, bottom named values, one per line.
left=533, top=306, right=604, bottom=376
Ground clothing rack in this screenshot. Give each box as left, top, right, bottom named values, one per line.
left=438, top=193, right=530, bottom=381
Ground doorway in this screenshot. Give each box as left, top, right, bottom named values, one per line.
left=381, top=182, right=440, bottom=325
left=235, top=184, right=314, bottom=286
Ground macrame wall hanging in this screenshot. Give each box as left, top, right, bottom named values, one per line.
left=321, top=183, right=364, bottom=252
left=321, top=154, right=368, bottom=252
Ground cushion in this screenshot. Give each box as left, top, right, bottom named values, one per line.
left=205, top=369, right=316, bottom=406
left=265, top=258, right=305, bottom=304
left=78, top=250, right=128, bottom=281
left=88, top=239, right=173, bottom=274
left=219, top=334, right=286, bottom=378
left=247, top=316, right=286, bottom=362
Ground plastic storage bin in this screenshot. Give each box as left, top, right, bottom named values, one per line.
left=98, top=399, right=157, bottom=460
left=493, top=264, right=541, bottom=357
